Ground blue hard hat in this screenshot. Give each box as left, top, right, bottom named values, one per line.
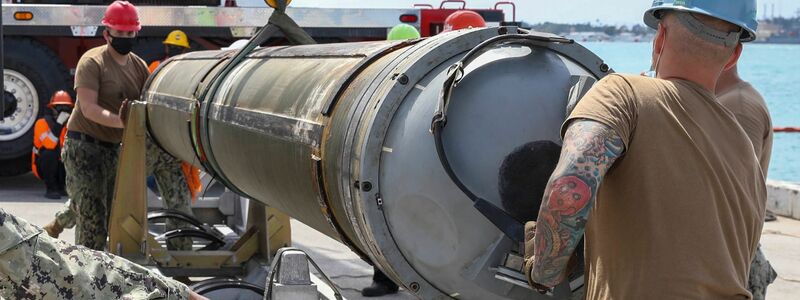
left=644, top=0, right=758, bottom=42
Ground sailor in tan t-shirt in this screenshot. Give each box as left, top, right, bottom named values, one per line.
left=62, top=1, right=196, bottom=253
left=62, top=1, right=150, bottom=251
left=717, top=66, right=773, bottom=177
left=716, top=65, right=777, bottom=300
left=523, top=3, right=766, bottom=300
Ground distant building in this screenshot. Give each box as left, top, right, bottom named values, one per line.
left=757, top=21, right=782, bottom=41
left=559, top=31, right=653, bottom=43
left=755, top=19, right=800, bottom=44
left=562, top=31, right=611, bottom=42
left=616, top=32, right=653, bottom=42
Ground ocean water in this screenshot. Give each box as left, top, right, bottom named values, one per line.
left=581, top=42, right=800, bottom=183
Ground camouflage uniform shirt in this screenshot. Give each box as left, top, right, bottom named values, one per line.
left=0, top=209, right=189, bottom=299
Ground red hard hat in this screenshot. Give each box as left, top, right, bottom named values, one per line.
left=443, top=10, right=487, bottom=32
left=48, top=91, right=74, bottom=108
left=102, top=1, right=141, bottom=32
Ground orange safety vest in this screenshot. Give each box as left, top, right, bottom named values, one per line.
left=181, top=162, right=202, bottom=202
left=149, top=60, right=202, bottom=200
left=31, top=118, right=66, bottom=179
left=148, top=60, right=161, bottom=74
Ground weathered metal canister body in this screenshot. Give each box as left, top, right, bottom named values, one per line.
left=144, top=27, right=610, bottom=299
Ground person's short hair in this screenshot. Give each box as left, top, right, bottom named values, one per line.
left=662, top=12, right=739, bottom=66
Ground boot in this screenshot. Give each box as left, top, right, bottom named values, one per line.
left=43, top=220, right=64, bottom=238
left=362, top=268, right=399, bottom=298
left=765, top=210, right=777, bottom=222
left=361, top=281, right=399, bottom=297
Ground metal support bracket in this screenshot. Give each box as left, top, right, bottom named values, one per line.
left=70, top=25, right=98, bottom=37
left=109, top=101, right=149, bottom=256
left=108, top=102, right=290, bottom=277
left=265, top=247, right=344, bottom=300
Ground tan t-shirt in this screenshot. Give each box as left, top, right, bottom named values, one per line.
left=718, top=82, right=773, bottom=176
left=68, top=45, right=149, bottom=143
left=564, top=74, right=766, bottom=299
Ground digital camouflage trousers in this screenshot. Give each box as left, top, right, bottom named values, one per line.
left=749, top=244, right=778, bottom=300
left=61, top=136, right=194, bottom=251
left=0, top=208, right=188, bottom=299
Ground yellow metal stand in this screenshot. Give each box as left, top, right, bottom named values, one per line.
left=107, top=101, right=292, bottom=274
left=108, top=101, right=148, bottom=256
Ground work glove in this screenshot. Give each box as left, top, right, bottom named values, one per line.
left=119, top=99, right=131, bottom=127
left=523, top=220, right=580, bottom=294
left=523, top=221, right=551, bottom=294
left=524, top=221, right=537, bottom=262
left=56, top=112, right=70, bottom=124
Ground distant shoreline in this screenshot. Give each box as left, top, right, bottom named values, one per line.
left=754, top=39, right=800, bottom=44
left=533, top=17, right=800, bottom=45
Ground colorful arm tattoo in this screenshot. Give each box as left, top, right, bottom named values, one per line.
left=530, top=119, right=625, bottom=287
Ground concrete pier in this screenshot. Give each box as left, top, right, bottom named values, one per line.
left=768, top=180, right=800, bottom=220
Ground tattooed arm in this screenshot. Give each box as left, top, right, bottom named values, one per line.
left=528, top=119, right=625, bottom=287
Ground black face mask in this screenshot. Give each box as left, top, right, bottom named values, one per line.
left=108, top=33, right=136, bottom=55
left=166, top=45, right=185, bottom=58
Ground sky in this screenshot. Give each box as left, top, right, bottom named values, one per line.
left=238, top=0, right=800, bottom=25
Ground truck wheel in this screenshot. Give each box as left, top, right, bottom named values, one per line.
left=1, top=37, right=71, bottom=176
left=0, top=155, right=30, bottom=177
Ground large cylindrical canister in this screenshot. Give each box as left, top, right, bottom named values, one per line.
left=144, top=27, right=610, bottom=299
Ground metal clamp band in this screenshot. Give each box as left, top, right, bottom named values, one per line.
left=195, top=4, right=317, bottom=200
left=430, top=29, right=574, bottom=244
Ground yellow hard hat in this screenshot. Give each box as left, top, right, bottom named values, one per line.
left=164, top=30, right=190, bottom=48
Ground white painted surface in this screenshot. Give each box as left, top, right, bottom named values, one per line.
left=767, top=180, right=800, bottom=220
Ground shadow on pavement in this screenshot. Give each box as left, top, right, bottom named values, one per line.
left=0, top=172, right=68, bottom=203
